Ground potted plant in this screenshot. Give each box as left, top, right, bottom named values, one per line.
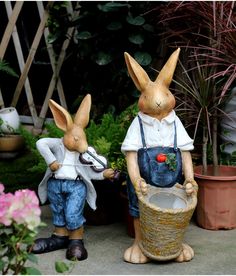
left=0, top=60, right=24, bottom=157
left=0, top=116, right=24, bottom=155
left=155, top=1, right=236, bottom=230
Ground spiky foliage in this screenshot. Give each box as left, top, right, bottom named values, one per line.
left=152, top=1, right=236, bottom=172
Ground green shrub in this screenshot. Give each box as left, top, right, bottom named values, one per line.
left=86, top=102, right=138, bottom=172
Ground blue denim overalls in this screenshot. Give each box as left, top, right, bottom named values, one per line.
left=127, top=115, right=183, bottom=218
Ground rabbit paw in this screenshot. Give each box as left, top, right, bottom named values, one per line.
left=175, top=243, right=194, bottom=262
left=124, top=242, right=150, bottom=264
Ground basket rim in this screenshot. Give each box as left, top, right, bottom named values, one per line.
left=138, top=184, right=197, bottom=214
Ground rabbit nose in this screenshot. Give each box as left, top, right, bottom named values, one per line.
left=74, top=136, right=79, bottom=142
left=156, top=101, right=161, bottom=108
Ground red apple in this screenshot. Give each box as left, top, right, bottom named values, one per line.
left=156, top=153, right=166, bottom=162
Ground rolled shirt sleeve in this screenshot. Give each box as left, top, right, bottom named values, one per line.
left=175, top=116, right=194, bottom=151
left=121, top=116, right=142, bottom=154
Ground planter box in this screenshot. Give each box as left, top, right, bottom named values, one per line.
left=194, top=165, right=236, bottom=230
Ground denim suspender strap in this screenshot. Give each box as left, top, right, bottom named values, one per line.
left=173, top=121, right=178, bottom=152
left=137, top=115, right=178, bottom=151
left=137, top=115, right=147, bottom=149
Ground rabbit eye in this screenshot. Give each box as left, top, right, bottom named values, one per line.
left=142, top=95, right=147, bottom=100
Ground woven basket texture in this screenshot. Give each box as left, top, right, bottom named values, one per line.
left=138, top=185, right=197, bottom=261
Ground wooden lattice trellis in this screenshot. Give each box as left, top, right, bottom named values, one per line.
left=0, top=1, right=80, bottom=130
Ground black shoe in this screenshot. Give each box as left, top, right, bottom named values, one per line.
left=31, top=234, right=69, bottom=254
left=66, top=239, right=88, bottom=261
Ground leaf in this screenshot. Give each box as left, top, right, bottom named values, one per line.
left=76, top=31, right=92, bottom=40
left=55, top=261, right=70, bottom=273
left=128, top=34, right=144, bottom=45
left=24, top=267, right=42, bottom=275
left=47, top=32, right=61, bottom=44
left=143, top=24, right=155, bottom=32
left=126, top=15, right=145, bottom=26
left=106, top=21, right=122, bottom=31
left=131, top=88, right=140, bottom=98
left=27, top=253, right=38, bottom=264
left=94, top=136, right=111, bottom=155
left=98, top=3, right=129, bottom=12
left=0, top=259, right=5, bottom=271
left=0, top=60, right=18, bottom=77
left=94, top=52, right=113, bottom=66
left=134, top=52, right=152, bottom=66
left=166, top=153, right=177, bottom=171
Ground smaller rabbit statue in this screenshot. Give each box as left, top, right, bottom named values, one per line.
left=31, top=94, right=114, bottom=261
left=121, top=48, right=198, bottom=264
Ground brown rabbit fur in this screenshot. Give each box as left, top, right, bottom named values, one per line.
left=122, top=48, right=198, bottom=264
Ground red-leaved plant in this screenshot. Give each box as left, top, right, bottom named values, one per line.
left=152, top=1, right=236, bottom=173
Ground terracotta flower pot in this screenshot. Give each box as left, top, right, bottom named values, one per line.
left=194, top=165, right=236, bottom=230
left=0, top=134, right=24, bottom=152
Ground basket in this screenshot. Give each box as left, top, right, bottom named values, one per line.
left=138, top=184, right=197, bottom=261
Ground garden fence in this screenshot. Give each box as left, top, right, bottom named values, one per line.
left=0, top=1, right=80, bottom=131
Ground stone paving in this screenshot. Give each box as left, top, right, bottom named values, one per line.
left=29, top=205, right=236, bottom=275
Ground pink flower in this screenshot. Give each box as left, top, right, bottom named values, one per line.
left=10, top=189, right=41, bottom=230
left=0, top=192, right=14, bottom=226
left=0, top=188, right=41, bottom=230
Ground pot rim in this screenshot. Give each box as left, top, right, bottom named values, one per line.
left=0, top=107, right=17, bottom=114
left=194, top=165, right=236, bottom=181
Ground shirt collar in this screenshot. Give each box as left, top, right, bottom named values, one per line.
left=138, top=110, right=176, bottom=125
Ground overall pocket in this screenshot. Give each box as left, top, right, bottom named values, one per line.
left=138, top=147, right=182, bottom=187
left=149, top=160, right=177, bottom=187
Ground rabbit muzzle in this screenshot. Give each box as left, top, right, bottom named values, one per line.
left=63, top=132, right=88, bottom=153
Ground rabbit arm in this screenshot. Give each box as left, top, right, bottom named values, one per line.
left=103, top=168, right=115, bottom=179
left=82, top=166, right=105, bottom=181
left=181, top=151, right=194, bottom=180
left=126, top=151, right=147, bottom=195
left=181, top=151, right=198, bottom=195
left=36, top=138, right=61, bottom=166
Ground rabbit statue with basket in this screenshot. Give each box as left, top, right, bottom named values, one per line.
left=121, top=48, right=198, bottom=264
left=31, top=94, right=114, bottom=261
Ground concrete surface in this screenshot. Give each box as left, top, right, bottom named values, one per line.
left=29, top=205, right=236, bottom=275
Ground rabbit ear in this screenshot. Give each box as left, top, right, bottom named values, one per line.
left=49, top=100, right=73, bottom=132
left=124, top=52, right=150, bottom=92
left=74, top=94, right=91, bottom=128
left=155, top=48, right=180, bottom=88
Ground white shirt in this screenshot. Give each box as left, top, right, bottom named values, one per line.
left=121, top=111, right=194, bottom=153
left=54, top=149, right=78, bottom=180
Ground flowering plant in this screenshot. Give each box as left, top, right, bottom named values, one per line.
left=0, top=183, right=42, bottom=275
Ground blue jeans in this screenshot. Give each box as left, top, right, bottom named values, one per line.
left=47, top=178, right=87, bottom=230
left=126, top=177, right=140, bottom=218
